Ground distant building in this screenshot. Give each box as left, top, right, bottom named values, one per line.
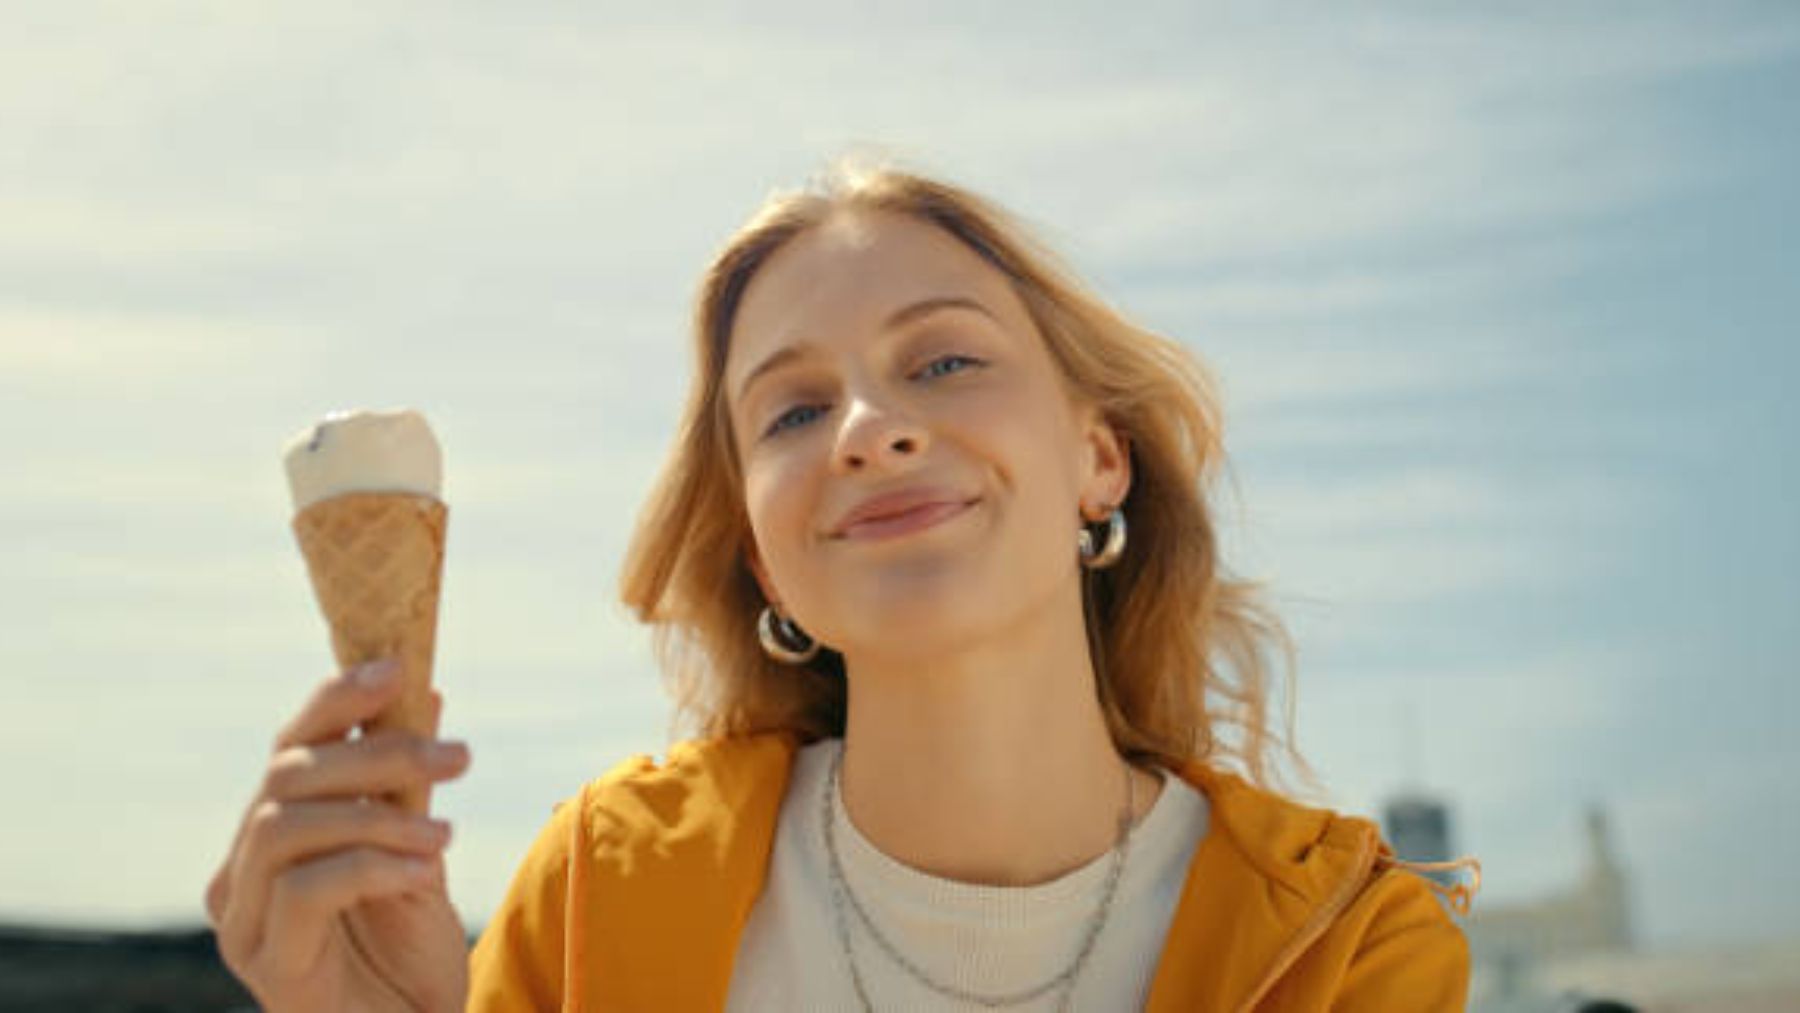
left=1380, top=788, right=1638, bottom=1008
left=1378, top=789, right=1800, bottom=1010
left=1462, top=802, right=1635, bottom=975
left=1383, top=792, right=1460, bottom=890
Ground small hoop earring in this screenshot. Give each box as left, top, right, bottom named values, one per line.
left=1078, top=506, right=1127, bottom=570
left=758, top=605, right=820, bottom=664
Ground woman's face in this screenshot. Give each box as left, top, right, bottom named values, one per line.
left=723, top=209, right=1129, bottom=661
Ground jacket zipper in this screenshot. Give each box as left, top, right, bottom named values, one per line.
left=1234, top=831, right=1376, bottom=1012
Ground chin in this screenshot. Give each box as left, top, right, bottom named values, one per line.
left=829, top=582, right=993, bottom=650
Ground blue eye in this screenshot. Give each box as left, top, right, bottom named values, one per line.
left=919, top=354, right=982, bottom=379
left=759, top=356, right=982, bottom=440
left=764, top=403, right=825, bottom=438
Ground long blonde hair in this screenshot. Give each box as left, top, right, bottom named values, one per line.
left=619, top=157, right=1312, bottom=791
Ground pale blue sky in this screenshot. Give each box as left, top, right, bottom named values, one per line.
left=1, top=2, right=1795, bottom=950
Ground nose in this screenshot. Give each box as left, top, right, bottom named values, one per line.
left=832, top=392, right=929, bottom=473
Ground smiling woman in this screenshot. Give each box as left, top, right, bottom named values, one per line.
left=495, top=158, right=1476, bottom=1010
left=625, top=163, right=1296, bottom=787
left=206, top=156, right=1478, bottom=1012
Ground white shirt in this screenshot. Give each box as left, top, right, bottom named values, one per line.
left=726, top=737, right=1210, bottom=1011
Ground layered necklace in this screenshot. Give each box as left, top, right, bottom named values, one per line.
left=820, top=743, right=1137, bottom=1012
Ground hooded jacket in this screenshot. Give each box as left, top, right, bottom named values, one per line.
left=467, top=732, right=1480, bottom=1012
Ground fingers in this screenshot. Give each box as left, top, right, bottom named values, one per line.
left=213, top=661, right=464, bottom=998
left=221, top=797, right=453, bottom=960
left=258, top=846, right=441, bottom=980
left=274, top=658, right=405, bottom=752
left=205, top=865, right=230, bottom=928
left=264, top=731, right=470, bottom=803
left=236, top=799, right=451, bottom=896
left=212, top=660, right=419, bottom=947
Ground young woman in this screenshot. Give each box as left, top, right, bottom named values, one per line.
left=207, top=161, right=1479, bottom=1011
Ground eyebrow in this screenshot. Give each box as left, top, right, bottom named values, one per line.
left=732, top=295, right=997, bottom=406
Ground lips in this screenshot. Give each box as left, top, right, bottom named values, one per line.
left=830, top=486, right=977, bottom=539
left=837, top=499, right=976, bottom=541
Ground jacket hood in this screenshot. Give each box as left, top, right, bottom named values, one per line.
left=1152, top=758, right=1479, bottom=1010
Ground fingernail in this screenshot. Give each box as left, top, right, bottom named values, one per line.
left=428, top=741, right=469, bottom=768
left=429, top=818, right=454, bottom=843
left=353, top=658, right=399, bottom=686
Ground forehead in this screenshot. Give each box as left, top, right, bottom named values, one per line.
left=725, top=210, right=1020, bottom=380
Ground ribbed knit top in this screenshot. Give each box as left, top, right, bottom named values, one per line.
left=726, top=737, right=1210, bottom=1011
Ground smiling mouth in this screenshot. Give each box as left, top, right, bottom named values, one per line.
left=836, top=498, right=978, bottom=542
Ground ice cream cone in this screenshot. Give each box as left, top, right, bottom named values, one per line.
left=292, top=490, right=448, bottom=815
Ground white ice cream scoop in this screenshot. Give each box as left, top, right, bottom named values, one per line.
left=283, top=408, right=443, bottom=513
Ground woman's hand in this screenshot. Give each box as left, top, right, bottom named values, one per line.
left=206, top=658, right=472, bottom=1012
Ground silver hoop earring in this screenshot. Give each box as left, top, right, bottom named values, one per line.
left=758, top=605, right=821, bottom=664
left=1078, top=506, right=1127, bottom=570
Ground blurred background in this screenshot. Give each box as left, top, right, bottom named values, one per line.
left=2, top=1, right=1795, bottom=1009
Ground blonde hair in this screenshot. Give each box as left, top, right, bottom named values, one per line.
left=619, top=157, right=1313, bottom=791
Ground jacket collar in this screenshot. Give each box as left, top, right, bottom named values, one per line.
left=1144, top=758, right=1380, bottom=1011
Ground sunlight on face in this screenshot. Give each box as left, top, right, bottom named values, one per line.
left=723, top=209, right=1119, bottom=661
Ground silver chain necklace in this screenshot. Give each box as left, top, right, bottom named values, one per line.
left=821, top=742, right=1136, bottom=1012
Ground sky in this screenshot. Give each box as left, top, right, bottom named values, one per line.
left=2, top=1, right=1796, bottom=952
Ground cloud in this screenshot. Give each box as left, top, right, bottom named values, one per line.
left=0, top=306, right=311, bottom=386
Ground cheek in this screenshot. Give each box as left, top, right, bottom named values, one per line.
left=960, top=378, right=1076, bottom=492
left=742, top=454, right=815, bottom=554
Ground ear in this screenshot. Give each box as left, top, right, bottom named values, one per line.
left=1077, top=404, right=1132, bottom=523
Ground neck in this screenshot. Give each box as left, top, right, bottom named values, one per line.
left=837, top=580, right=1164, bottom=887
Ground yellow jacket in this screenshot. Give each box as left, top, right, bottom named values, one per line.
left=467, top=732, right=1480, bottom=1011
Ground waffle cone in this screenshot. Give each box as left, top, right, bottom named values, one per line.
left=291, top=491, right=448, bottom=815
